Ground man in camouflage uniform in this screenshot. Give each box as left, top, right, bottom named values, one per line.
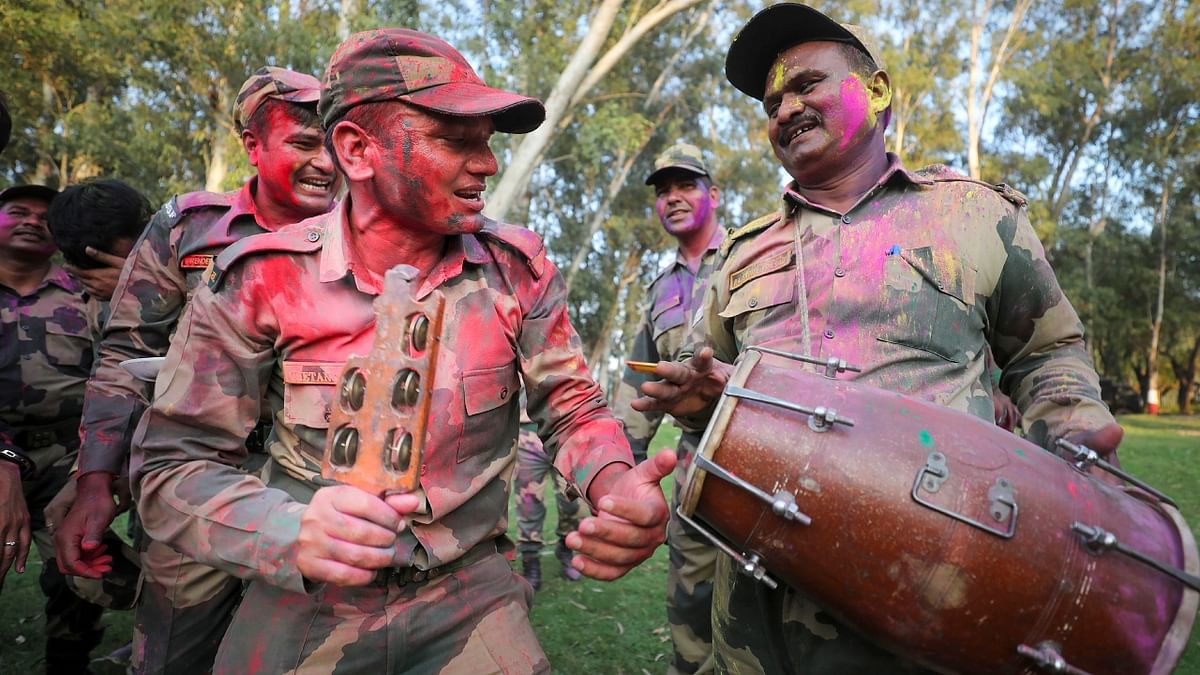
left=633, top=4, right=1124, bottom=673
left=54, top=67, right=340, bottom=675
left=130, top=29, right=674, bottom=674
left=514, top=404, right=583, bottom=590
left=610, top=143, right=723, bottom=674
left=0, top=184, right=108, bottom=674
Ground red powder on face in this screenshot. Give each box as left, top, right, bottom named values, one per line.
left=838, top=76, right=871, bottom=151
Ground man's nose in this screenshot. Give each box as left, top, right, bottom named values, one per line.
left=776, top=93, right=806, bottom=124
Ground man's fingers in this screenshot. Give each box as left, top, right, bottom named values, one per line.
left=302, top=558, right=378, bottom=587
left=326, top=516, right=401, bottom=548
left=85, top=246, right=127, bottom=268
left=636, top=449, right=677, bottom=483
left=382, top=492, right=421, bottom=517
left=325, top=486, right=403, bottom=531
left=14, top=522, right=31, bottom=574
left=321, top=538, right=396, bottom=571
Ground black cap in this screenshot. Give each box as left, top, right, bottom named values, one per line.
left=725, top=3, right=884, bottom=101
left=0, top=185, right=58, bottom=206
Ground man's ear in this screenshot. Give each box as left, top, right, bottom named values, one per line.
left=241, top=130, right=261, bottom=168
left=867, top=69, right=893, bottom=122
left=709, top=185, right=721, bottom=208
left=330, top=121, right=375, bottom=182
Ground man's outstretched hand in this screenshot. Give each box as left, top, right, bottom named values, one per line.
left=565, top=450, right=677, bottom=581
left=631, top=347, right=731, bottom=419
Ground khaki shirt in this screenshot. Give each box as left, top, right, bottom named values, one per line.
left=689, top=156, right=1113, bottom=447
left=131, top=200, right=632, bottom=593
left=611, top=228, right=723, bottom=459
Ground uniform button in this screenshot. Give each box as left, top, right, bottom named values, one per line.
left=748, top=297, right=758, bottom=308
left=840, top=214, right=852, bottom=224
left=306, top=230, right=320, bottom=242
left=936, top=282, right=945, bottom=291
left=500, top=386, right=509, bottom=400
left=834, top=267, right=846, bottom=277
left=824, top=329, right=835, bottom=339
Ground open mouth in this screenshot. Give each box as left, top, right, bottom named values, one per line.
left=783, top=119, right=819, bottom=147
left=12, top=228, right=48, bottom=242
left=297, top=176, right=333, bottom=194
left=666, top=208, right=691, bottom=220
left=454, top=188, right=485, bottom=209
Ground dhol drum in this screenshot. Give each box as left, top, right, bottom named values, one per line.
left=679, top=347, right=1199, bottom=675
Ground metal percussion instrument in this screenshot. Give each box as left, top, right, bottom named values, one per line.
left=322, top=265, right=445, bottom=495
left=680, top=347, right=1199, bottom=675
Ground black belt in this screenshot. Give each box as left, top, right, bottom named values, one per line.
left=14, top=419, right=79, bottom=450
left=373, top=539, right=497, bottom=587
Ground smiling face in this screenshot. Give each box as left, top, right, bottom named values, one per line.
left=762, top=41, right=890, bottom=184
left=653, top=170, right=719, bottom=237
left=245, top=103, right=341, bottom=220
left=366, top=104, right=499, bottom=235
left=0, top=196, right=56, bottom=260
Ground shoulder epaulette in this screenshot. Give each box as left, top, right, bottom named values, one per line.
left=479, top=221, right=547, bottom=279
left=917, top=165, right=1028, bottom=208
left=205, top=224, right=324, bottom=291
left=159, top=190, right=238, bottom=227
left=721, top=212, right=783, bottom=257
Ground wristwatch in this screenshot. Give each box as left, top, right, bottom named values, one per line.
left=0, top=448, right=35, bottom=480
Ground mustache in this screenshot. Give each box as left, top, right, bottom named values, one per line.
left=778, top=114, right=820, bottom=143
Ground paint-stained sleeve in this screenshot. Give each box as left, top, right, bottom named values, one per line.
left=989, top=207, right=1115, bottom=449
left=77, top=206, right=188, bottom=477
left=669, top=255, right=739, bottom=432
left=518, top=260, right=633, bottom=498
left=130, top=265, right=308, bottom=593
left=610, top=296, right=665, bottom=463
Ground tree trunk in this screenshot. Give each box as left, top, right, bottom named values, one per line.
left=337, top=0, right=358, bottom=39
left=965, top=0, right=1031, bottom=179
left=486, top=0, right=704, bottom=222
left=205, top=136, right=229, bottom=192
left=1145, top=174, right=1171, bottom=415
left=588, top=249, right=645, bottom=389
left=1171, top=337, right=1200, bottom=415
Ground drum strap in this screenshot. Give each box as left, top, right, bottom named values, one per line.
left=792, top=214, right=813, bottom=355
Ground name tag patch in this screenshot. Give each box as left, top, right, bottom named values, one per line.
left=180, top=254, right=215, bottom=270
left=729, top=249, right=794, bottom=291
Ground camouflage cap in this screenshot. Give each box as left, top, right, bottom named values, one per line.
left=725, top=3, right=886, bottom=101
left=320, top=28, right=546, bottom=134
left=234, top=66, right=322, bottom=132
left=0, top=184, right=57, bottom=206
left=645, top=143, right=710, bottom=185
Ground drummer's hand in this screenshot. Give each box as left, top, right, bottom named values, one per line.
left=297, top=486, right=420, bottom=587
left=1066, top=423, right=1124, bottom=468
left=631, top=347, right=731, bottom=418
left=565, top=450, right=676, bottom=581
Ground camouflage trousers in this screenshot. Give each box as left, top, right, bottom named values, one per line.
left=712, top=554, right=937, bottom=674
left=214, top=547, right=549, bottom=674
left=12, top=443, right=106, bottom=674
left=667, top=431, right=715, bottom=675
left=514, top=428, right=581, bottom=555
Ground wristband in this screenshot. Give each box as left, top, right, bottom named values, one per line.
left=0, top=448, right=36, bottom=481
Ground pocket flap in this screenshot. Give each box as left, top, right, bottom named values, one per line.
left=281, top=361, right=343, bottom=429
left=462, top=364, right=518, bottom=416
left=651, top=293, right=682, bottom=320
left=900, top=247, right=975, bottom=305
left=718, top=272, right=795, bottom=319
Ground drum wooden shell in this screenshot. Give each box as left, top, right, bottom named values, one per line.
left=681, top=350, right=1198, bottom=675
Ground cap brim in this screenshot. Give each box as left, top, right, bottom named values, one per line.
left=644, top=164, right=708, bottom=186
left=405, top=82, right=546, bottom=134
left=0, top=184, right=57, bottom=205
left=276, top=87, right=322, bottom=105
left=726, top=4, right=869, bottom=101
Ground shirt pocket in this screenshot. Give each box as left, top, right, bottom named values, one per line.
left=458, top=362, right=519, bottom=463
left=44, top=319, right=92, bottom=368
left=718, top=270, right=795, bottom=344
left=281, top=361, right=343, bottom=429
left=651, top=293, right=685, bottom=341
left=877, top=247, right=982, bottom=363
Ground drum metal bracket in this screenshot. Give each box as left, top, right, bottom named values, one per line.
left=676, top=508, right=779, bottom=589
left=1071, top=522, right=1200, bottom=591
left=1055, top=439, right=1176, bottom=506
left=747, top=345, right=862, bottom=379
left=724, top=385, right=854, bottom=432
left=693, top=453, right=813, bottom=525
left=1016, top=641, right=1092, bottom=675
left=912, top=451, right=1018, bottom=538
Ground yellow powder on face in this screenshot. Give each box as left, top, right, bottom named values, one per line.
left=770, top=61, right=787, bottom=95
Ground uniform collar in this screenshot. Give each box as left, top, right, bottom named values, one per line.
left=319, top=199, right=491, bottom=297
left=44, top=263, right=81, bottom=293
left=670, top=225, right=724, bottom=271
left=781, top=153, right=933, bottom=216
left=210, top=177, right=261, bottom=239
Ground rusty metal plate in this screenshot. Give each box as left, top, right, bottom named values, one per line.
left=322, top=266, right=445, bottom=495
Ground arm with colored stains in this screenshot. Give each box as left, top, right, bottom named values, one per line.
left=518, top=261, right=633, bottom=502
left=77, top=207, right=188, bottom=477
left=988, top=208, right=1115, bottom=450
left=610, top=294, right=665, bottom=464
left=131, top=269, right=309, bottom=593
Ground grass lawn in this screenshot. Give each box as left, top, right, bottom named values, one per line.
left=1, top=415, right=1197, bottom=673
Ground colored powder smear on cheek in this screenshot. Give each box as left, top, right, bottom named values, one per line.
left=838, top=76, right=871, bottom=151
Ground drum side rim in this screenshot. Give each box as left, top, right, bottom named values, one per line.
left=1150, top=502, right=1199, bottom=675
left=679, top=349, right=762, bottom=518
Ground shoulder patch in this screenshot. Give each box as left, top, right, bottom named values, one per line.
left=919, top=167, right=1028, bottom=208
left=206, top=225, right=324, bottom=291
left=159, top=190, right=238, bottom=229
left=721, top=212, right=783, bottom=257
left=479, top=221, right=547, bottom=279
